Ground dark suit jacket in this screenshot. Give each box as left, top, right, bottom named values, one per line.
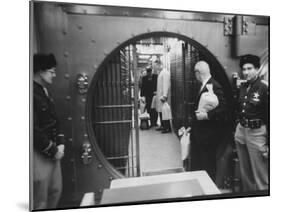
left=140, top=74, right=158, bottom=98
left=191, top=77, right=228, bottom=145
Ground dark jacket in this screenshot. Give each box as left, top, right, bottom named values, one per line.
left=140, top=74, right=158, bottom=98
left=191, top=77, right=228, bottom=144
left=238, top=77, right=268, bottom=126
left=33, top=81, right=65, bottom=158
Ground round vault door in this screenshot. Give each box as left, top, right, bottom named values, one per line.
left=89, top=34, right=232, bottom=177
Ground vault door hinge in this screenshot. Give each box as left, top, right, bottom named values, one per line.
left=224, top=16, right=234, bottom=36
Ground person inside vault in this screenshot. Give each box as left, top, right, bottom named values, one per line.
left=153, top=59, right=172, bottom=133
left=140, top=67, right=158, bottom=128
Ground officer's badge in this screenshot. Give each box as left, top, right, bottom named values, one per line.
left=252, top=92, right=260, bottom=102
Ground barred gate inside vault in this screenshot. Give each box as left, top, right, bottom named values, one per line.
left=92, top=46, right=139, bottom=177
left=170, top=42, right=201, bottom=131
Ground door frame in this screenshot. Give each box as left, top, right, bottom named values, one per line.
left=85, top=31, right=233, bottom=178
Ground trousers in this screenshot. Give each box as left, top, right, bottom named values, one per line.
left=190, top=136, right=219, bottom=182
left=234, top=123, right=268, bottom=191
left=33, top=150, right=62, bottom=210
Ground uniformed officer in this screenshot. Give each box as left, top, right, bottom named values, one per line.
left=33, top=53, right=65, bottom=209
left=235, top=54, right=268, bottom=191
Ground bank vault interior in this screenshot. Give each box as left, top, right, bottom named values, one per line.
left=88, top=34, right=233, bottom=179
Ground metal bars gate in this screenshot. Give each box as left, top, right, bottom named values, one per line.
left=170, top=43, right=186, bottom=131
left=170, top=40, right=204, bottom=171
left=183, top=43, right=201, bottom=127
left=92, top=45, right=139, bottom=177
left=170, top=41, right=201, bottom=132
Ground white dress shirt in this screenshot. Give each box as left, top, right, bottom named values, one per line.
left=199, top=76, right=211, bottom=92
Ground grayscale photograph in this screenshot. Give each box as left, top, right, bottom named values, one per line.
left=30, top=1, right=269, bottom=211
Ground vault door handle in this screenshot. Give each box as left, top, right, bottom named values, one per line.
left=77, top=73, right=89, bottom=94
left=81, top=143, right=92, bottom=165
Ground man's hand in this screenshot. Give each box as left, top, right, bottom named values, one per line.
left=54, top=144, right=65, bottom=160
left=262, top=146, right=269, bottom=159
left=139, top=96, right=145, bottom=103
left=178, top=127, right=192, bottom=137
left=160, top=96, right=167, bottom=103
left=195, top=111, right=208, bottom=120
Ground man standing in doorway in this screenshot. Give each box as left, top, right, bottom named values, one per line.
left=33, top=53, right=65, bottom=209
left=140, top=67, right=158, bottom=127
left=235, top=54, right=268, bottom=191
left=190, top=61, right=228, bottom=181
left=154, top=59, right=172, bottom=133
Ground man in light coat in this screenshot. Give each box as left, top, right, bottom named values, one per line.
left=154, top=59, right=172, bottom=133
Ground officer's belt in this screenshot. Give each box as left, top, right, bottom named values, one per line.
left=240, top=118, right=263, bottom=129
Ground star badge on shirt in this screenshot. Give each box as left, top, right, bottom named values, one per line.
left=252, top=92, right=260, bottom=102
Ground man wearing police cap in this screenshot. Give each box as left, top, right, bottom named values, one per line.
left=33, top=53, right=65, bottom=209
left=235, top=54, right=268, bottom=191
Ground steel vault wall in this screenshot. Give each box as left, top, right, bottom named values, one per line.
left=32, top=2, right=269, bottom=204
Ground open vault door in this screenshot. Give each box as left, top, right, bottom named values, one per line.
left=92, top=45, right=140, bottom=177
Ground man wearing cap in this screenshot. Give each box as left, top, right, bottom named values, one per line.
left=33, top=53, right=65, bottom=209
left=235, top=54, right=268, bottom=191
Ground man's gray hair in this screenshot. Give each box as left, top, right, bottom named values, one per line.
left=194, top=61, right=211, bottom=76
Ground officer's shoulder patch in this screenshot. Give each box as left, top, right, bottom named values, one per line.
left=261, top=80, right=268, bottom=86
